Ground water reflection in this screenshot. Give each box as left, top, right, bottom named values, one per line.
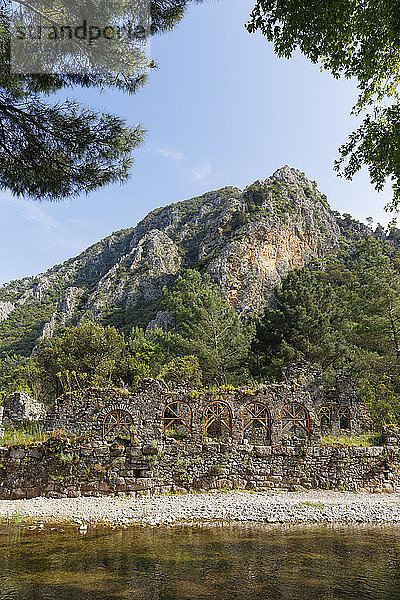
left=0, top=524, right=398, bottom=599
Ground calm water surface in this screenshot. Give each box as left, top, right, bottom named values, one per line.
left=0, top=524, right=399, bottom=599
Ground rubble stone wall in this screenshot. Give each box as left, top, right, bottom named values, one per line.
left=42, top=367, right=371, bottom=447
left=0, top=437, right=398, bottom=500
left=2, top=392, right=46, bottom=424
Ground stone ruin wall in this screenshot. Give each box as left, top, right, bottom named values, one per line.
left=0, top=365, right=372, bottom=447
left=40, top=365, right=371, bottom=447
left=0, top=437, right=398, bottom=500
left=0, top=365, right=383, bottom=500
left=2, top=392, right=46, bottom=425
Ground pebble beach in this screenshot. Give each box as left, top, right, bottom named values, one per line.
left=1, top=490, right=400, bottom=527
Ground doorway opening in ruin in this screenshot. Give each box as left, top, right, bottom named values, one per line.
left=102, top=409, right=134, bottom=444
left=203, top=401, right=232, bottom=440
left=281, top=403, right=310, bottom=438
left=163, top=401, right=192, bottom=439
left=319, top=406, right=332, bottom=429
left=338, top=406, right=351, bottom=430
left=242, top=401, right=271, bottom=444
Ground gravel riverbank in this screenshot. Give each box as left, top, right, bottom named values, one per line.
left=1, top=490, right=400, bottom=527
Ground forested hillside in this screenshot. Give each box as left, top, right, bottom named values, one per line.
left=1, top=167, right=400, bottom=426
left=0, top=166, right=339, bottom=356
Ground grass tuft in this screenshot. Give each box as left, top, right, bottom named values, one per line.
left=320, top=433, right=382, bottom=447
left=0, top=421, right=49, bottom=447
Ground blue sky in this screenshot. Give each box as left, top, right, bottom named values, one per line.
left=0, top=0, right=394, bottom=284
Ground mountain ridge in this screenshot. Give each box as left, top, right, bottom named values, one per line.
left=0, top=166, right=390, bottom=357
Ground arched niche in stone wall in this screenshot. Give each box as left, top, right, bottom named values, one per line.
left=338, top=406, right=351, bottom=431
left=203, top=401, right=232, bottom=440
left=102, top=409, right=134, bottom=443
left=280, top=402, right=310, bottom=439
left=162, top=401, right=192, bottom=440
left=242, top=401, right=271, bottom=444
left=319, top=406, right=332, bottom=430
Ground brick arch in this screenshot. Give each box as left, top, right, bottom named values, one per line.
left=203, top=401, right=232, bottom=439
left=281, top=402, right=310, bottom=436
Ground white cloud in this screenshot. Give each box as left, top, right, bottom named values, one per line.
left=0, top=193, right=59, bottom=231
left=157, top=148, right=212, bottom=184
left=23, top=204, right=60, bottom=231
left=189, top=161, right=212, bottom=182
left=157, top=147, right=186, bottom=162
left=0, top=192, right=87, bottom=257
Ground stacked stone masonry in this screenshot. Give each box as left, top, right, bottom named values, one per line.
left=41, top=364, right=371, bottom=447
left=0, top=439, right=399, bottom=500
left=0, top=364, right=382, bottom=499
left=2, top=392, right=45, bottom=425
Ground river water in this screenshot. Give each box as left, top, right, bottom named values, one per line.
left=0, top=524, right=399, bottom=599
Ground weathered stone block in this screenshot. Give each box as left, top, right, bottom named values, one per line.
left=28, top=448, right=43, bottom=460
left=10, top=488, right=25, bottom=499
left=215, top=479, right=233, bottom=489
left=80, top=483, right=98, bottom=493
left=93, top=449, right=109, bottom=458
left=25, top=488, right=39, bottom=499
left=255, top=446, right=271, bottom=457
left=66, top=490, right=81, bottom=498
left=368, top=446, right=384, bottom=457
left=136, top=489, right=151, bottom=497
left=203, top=443, right=220, bottom=453
left=80, top=449, right=94, bottom=457
left=126, top=447, right=142, bottom=458
left=159, top=485, right=173, bottom=493
left=47, top=491, right=67, bottom=498
left=98, top=482, right=112, bottom=492
left=9, top=448, right=25, bottom=459
left=142, top=444, right=158, bottom=456
left=258, top=468, right=271, bottom=476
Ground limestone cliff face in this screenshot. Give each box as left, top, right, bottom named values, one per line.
left=0, top=301, right=14, bottom=324
left=204, top=166, right=340, bottom=313
left=83, top=229, right=182, bottom=318
left=0, top=166, right=342, bottom=354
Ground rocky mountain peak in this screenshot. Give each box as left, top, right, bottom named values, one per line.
left=268, top=165, right=313, bottom=187
left=0, top=168, right=349, bottom=355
